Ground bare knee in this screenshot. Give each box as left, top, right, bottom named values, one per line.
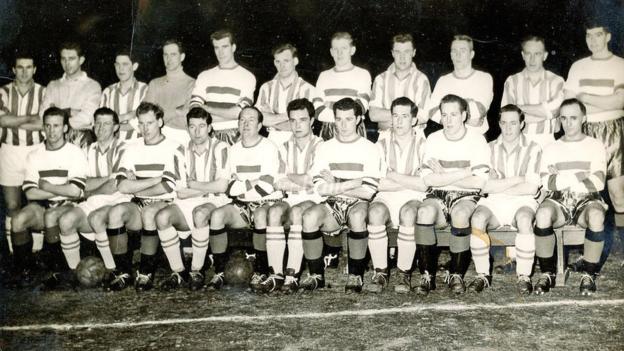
left=155, top=208, right=172, bottom=229
left=514, top=209, right=534, bottom=233
left=368, top=203, right=388, bottom=225
left=209, top=208, right=226, bottom=229
left=58, top=211, right=78, bottom=233
left=289, top=205, right=304, bottom=224
left=302, top=207, right=322, bottom=229
left=268, top=205, right=285, bottom=226
left=11, top=211, right=29, bottom=232
left=535, top=206, right=554, bottom=228
left=417, top=205, right=437, bottom=225
left=471, top=208, right=490, bottom=230
left=399, top=204, right=418, bottom=226
left=586, top=207, right=605, bottom=231
left=348, top=207, right=367, bottom=228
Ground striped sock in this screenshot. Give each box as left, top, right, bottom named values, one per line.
left=397, top=225, right=416, bottom=272
left=286, top=225, right=304, bottom=274
left=515, top=232, right=535, bottom=276
left=367, top=224, right=388, bottom=270
left=266, top=226, right=286, bottom=275
left=191, top=226, right=210, bottom=272
left=60, top=229, right=81, bottom=269
left=158, top=226, right=184, bottom=273
left=94, top=231, right=116, bottom=270
left=470, top=227, right=490, bottom=275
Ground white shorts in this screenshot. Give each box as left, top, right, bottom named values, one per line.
left=477, top=194, right=538, bottom=228
left=0, top=143, right=39, bottom=186
left=525, top=133, right=555, bottom=150
left=162, top=126, right=190, bottom=146
left=284, top=193, right=324, bottom=207
left=174, top=196, right=231, bottom=230
left=373, top=190, right=426, bottom=228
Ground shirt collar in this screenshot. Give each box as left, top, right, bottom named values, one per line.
left=61, top=71, right=88, bottom=82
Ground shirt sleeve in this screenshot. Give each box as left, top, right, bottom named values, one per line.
left=71, top=80, right=102, bottom=129
left=370, top=74, right=384, bottom=109
left=470, top=135, right=491, bottom=180
left=68, top=148, right=88, bottom=193
left=238, top=72, right=256, bottom=108
left=22, top=151, right=39, bottom=192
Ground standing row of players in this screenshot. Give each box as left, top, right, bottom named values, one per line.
left=8, top=92, right=609, bottom=297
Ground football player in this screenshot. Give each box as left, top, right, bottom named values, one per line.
left=468, top=104, right=541, bottom=295
left=300, top=97, right=381, bottom=293
left=533, top=99, right=607, bottom=295
left=367, top=97, right=427, bottom=293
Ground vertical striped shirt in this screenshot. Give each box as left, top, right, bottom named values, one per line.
left=371, top=63, right=431, bottom=117
left=0, top=82, right=45, bottom=146
left=502, top=69, right=564, bottom=135
left=488, top=134, right=542, bottom=186
left=185, top=137, right=230, bottom=183
left=100, top=79, right=148, bottom=140
left=256, top=73, right=322, bottom=113
left=315, top=65, right=372, bottom=123
left=86, top=138, right=127, bottom=179
left=278, top=135, right=323, bottom=195
left=376, top=130, right=426, bottom=177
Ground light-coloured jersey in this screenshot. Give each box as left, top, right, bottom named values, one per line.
left=540, top=136, right=607, bottom=193
left=487, top=134, right=542, bottom=189
left=100, top=79, right=148, bottom=140
left=143, top=71, right=195, bottom=130
left=256, top=74, right=322, bottom=114
left=86, top=138, right=127, bottom=178
left=371, top=63, right=431, bottom=119
left=41, top=72, right=102, bottom=130
left=22, top=142, right=88, bottom=201
left=115, top=136, right=185, bottom=200
left=316, top=66, right=372, bottom=123
left=183, top=137, right=231, bottom=199
left=421, top=128, right=491, bottom=191
left=226, top=137, right=282, bottom=202
left=0, top=82, right=45, bottom=146
left=311, top=136, right=381, bottom=200
left=190, top=65, right=256, bottom=131
left=502, top=69, right=564, bottom=135
left=427, top=70, right=493, bottom=135
left=278, top=135, right=323, bottom=196
left=564, top=55, right=624, bottom=123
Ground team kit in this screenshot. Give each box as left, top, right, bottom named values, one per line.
left=1, top=25, right=623, bottom=298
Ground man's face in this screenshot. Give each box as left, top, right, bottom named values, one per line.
left=499, top=111, right=523, bottom=143
left=138, top=111, right=163, bottom=143
left=440, top=101, right=466, bottom=135
left=274, top=50, right=298, bottom=79
left=335, top=108, right=359, bottom=139
left=44, top=114, right=67, bottom=146
left=238, top=108, right=262, bottom=140
left=13, top=58, right=36, bottom=85
left=391, top=41, right=415, bottom=71
left=60, top=49, right=83, bottom=76
left=330, top=38, right=355, bottom=67
left=521, top=40, right=547, bottom=72
left=94, top=114, right=118, bottom=144
left=391, top=104, right=414, bottom=137
left=586, top=27, right=611, bottom=54
left=288, top=109, right=312, bottom=139
left=188, top=117, right=211, bottom=146
left=559, top=104, right=586, bottom=138
left=450, top=40, right=473, bottom=71
left=213, top=37, right=236, bottom=66
left=114, top=55, right=137, bottom=82
left=163, top=43, right=185, bottom=72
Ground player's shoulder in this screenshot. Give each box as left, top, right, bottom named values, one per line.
left=473, top=69, right=493, bottom=81
left=353, top=65, right=371, bottom=76
left=148, top=75, right=167, bottom=87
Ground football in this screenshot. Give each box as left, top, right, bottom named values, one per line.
left=76, top=256, right=106, bottom=288
left=223, top=251, right=253, bottom=287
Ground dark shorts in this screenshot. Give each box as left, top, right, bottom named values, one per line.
left=319, top=121, right=367, bottom=141
left=583, top=117, right=623, bottom=179
left=543, top=191, right=608, bottom=225
left=232, top=199, right=278, bottom=226
left=322, top=197, right=362, bottom=231
left=425, top=189, right=481, bottom=221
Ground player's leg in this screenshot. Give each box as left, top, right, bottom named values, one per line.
left=259, top=201, right=290, bottom=293
left=414, top=198, right=446, bottom=295
left=281, top=201, right=315, bottom=293
left=344, top=201, right=369, bottom=293
left=366, top=202, right=390, bottom=293
left=155, top=203, right=190, bottom=290
left=512, top=207, right=536, bottom=295
left=105, top=202, right=142, bottom=291
left=393, top=200, right=421, bottom=293
left=577, top=202, right=607, bottom=295
left=188, top=203, right=217, bottom=290
left=468, top=205, right=497, bottom=293
left=58, top=207, right=91, bottom=270
left=135, top=201, right=170, bottom=291
left=9, top=203, right=44, bottom=286
left=249, top=203, right=272, bottom=291
left=300, top=204, right=340, bottom=290
left=87, top=205, right=121, bottom=289
left=533, top=200, right=566, bottom=294
left=447, top=199, right=477, bottom=295
left=1, top=186, right=22, bottom=256
left=607, top=176, right=624, bottom=266
left=40, top=205, right=78, bottom=289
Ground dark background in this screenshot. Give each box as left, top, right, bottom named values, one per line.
left=1, top=0, right=623, bottom=138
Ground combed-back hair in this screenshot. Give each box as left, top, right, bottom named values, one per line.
left=391, top=97, right=418, bottom=117
left=272, top=43, right=298, bottom=58
left=136, top=101, right=164, bottom=120
left=287, top=98, right=315, bottom=119
left=439, top=94, right=468, bottom=113
left=452, top=34, right=473, bottom=51
left=43, top=106, right=70, bottom=126
left=187, top=107, right=213, bottom=126
left=162, top=39, right=185, bottom=54
left=238, top=106, right=264, bottom=124
left=94, top=107, right=120, bottom=125
left=560, top=98, right=587, bottom=116
left=499, top=104, right=525, bottom=123
left=333, top=97, right=362, bottom=117
left=211, top=29, right=236, bottom=45
left=60, top=42, right=83, bottom=57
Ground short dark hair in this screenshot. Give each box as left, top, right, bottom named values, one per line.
left=439, top=94, right=468, bottom=114
left=452, top=34, right=473, bottom=51
left=392, top=33, right=414, bottom=48
left=60, top=42, right=83, bottom=57
left=136, top=101, right=165, bottom=120
left=560, top=98, right=587, bottom=116
left=211, top=30, right=236, bottom=45
left=585, top=21, right=611, bottom=34
left=43, top=107, right=70, bottom=126
left=272, top=43, right=298, bottom=58
left=521, top=35, right=546, bottom=50
left=238, top=106, right=264, bottom=124
left=94, top=107, right=119, bottom=125
left=390, top=97, right=418, bottom=117
left=333, top=97, right=362, bottom=117
left=14, top=51, right=35, bottom=66
left=287, top=98, right=315, bottom=119
left=499, top=104, right=525, bottom=123
left=186, top=107, right=212, bottom=126
left=162, top=39, right=185, bottom=54
left=115, top=47, right=137, bottom=62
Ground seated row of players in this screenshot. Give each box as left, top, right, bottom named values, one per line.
left=8, top=93, right=608, bottom=298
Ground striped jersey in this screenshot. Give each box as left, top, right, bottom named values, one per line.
left=421, top=129, right=491, bottom=191
left=100, top=79, right=148, bottom=140
left=564, top=55, right=624, bottom=123
left=487, top=134, right=542, bottom=189
left=226, top=137, right=283, bottom=202
left=540, top=136, right=607, bottom=193
left=502, top=69, right=565, bottom=135
left=86, top=138, right=127, bottom=178
left=371, top=63, right=431, bottom=118
left=115, top=136, right=185, bottom=200
left=310, top=136, right=382, bottom=199
left=190, top=65, right=256, bottom=131
left=315, top=66, right=372, bottom=123
left=22, top=142, right=88, bottom=201
left=376, top=130, right=426, bottom=177
left=278, top=135, right=323, bottom=195
left=427, top=70, right=493, bottom=135
left=0, top=82, right=45, bottom=146
left=256, top=73, right=322, bottom=113
left=184, top=137, right=231, bottom=199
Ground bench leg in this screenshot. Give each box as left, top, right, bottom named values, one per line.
left=555, top=228, right=569, bottom=287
